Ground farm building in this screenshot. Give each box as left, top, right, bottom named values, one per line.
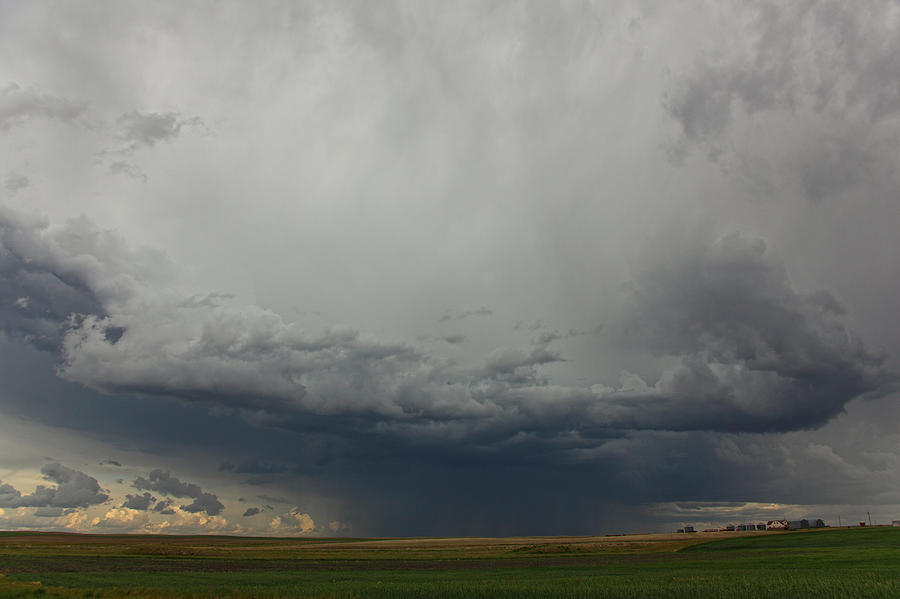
left=767, top=520, right=789, bottom=530
left=893, top=520, right=900, bottom=527
left=782, top=518, right=826, bottom=529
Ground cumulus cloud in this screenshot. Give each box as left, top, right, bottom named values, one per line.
left=328, top=520, right=351, bottom=534
left=121, top=492, right=155, bottom=510
left=58, top=509, right=90, bottom=530
left=0, top=84, right=86, bottom=131
left=92, top=507, right=150, bottom=530
left=133, top=470, right=224, bottom=516
left=89, top=506, right=230, bottom=534
left=150, top=510, right=229, bottom=534
left=269, top=508, right=316, bottom=536
left=0, top=463, right=108, bottom=508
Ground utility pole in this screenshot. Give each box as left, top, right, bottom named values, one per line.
left=838, top=515, right=842, bottom=528
left=868, top=511, right=873, bottom=527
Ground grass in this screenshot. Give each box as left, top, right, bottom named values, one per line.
left=1, top=527, right=899, bottom=597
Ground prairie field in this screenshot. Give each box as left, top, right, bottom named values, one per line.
left=1, top=527, right=899, bottom=598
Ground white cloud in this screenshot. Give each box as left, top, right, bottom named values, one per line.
left=91, top=507, right=151, bottom=530
left=149, top=509, right=230, bottom=534
left=269, top=508, right=316, bottom=536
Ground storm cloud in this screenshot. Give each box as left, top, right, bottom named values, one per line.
left=665, top=0, right=900, bottom=204
left=602, top=232, right=892, bottom=432
left=1, top=0, right=899, bottom=537
left=121, top=492, right=156, bottom=511
left=0, top=463, right=108, bottom=508
left=133, top=470, right=224, bottom=516
left=0, top=203, right=886, bottom=462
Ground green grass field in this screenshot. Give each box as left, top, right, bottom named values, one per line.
left=1, top=527, right=898, bottom=598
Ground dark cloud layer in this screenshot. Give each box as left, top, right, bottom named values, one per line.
left=121, top=492, right=155, bottom=511
left=0, top=463, right=107, bottom=508
left=0, top=206, right=890, bottom=461
left=221, top=461, right=288, bottom=475
left=0, top=207, right=166, bottom=351
left=607, top=232, right=892, bottom=432
left=133, top=470, right=224, bottom=516
left=152, top=498, right=175, bottom=515
left=0, top=211, right=105, bottom=350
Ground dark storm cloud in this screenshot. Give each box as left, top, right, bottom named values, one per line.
left=180, top=495, right=224, bottom=515
left=121, top=492, right=155, bottom=510
left=0, top=210, right=105, bottom=350
left=220, top=461, right=288, bottom=475
left=0, top=463, right=108, bottom=508
left=0, top=206, right=167, bottom=351
left=665, top=0, right=900, bottom=203
left=242, top=507, right=260, bottom=517
left=0, top=1, right=897, bottom=539
left=0, top=205, right=891, bottom=457
left=604, top=232, right=891, bottom=432
left=0, top=84, right=86, bottom=131
left=133, top=470, right=224, bottom=516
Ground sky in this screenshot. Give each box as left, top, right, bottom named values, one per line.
left=1, top=0, right=900, bottom=536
